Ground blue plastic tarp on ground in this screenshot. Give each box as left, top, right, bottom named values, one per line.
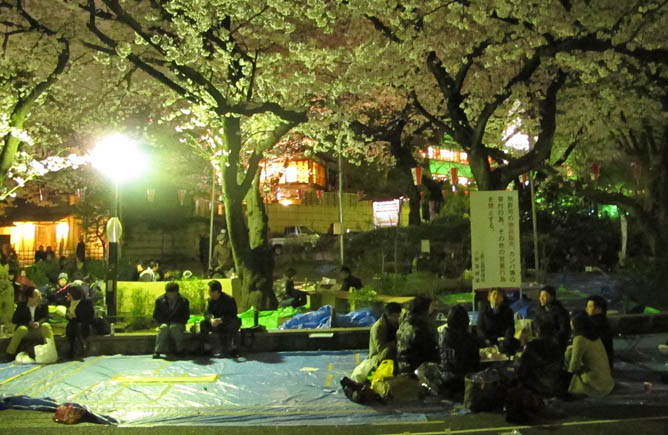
left=0, top=350, right=457, bottom=426
left=0, top=334, right=667, bottom=426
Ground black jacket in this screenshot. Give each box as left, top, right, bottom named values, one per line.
left=67, top=298, right=95, bottom=325
left=341, top=275, right=363, bottom=292
left=590, top=313, right=614, bottom=369
left=153, top=293, right=190, bottom=325
left=13, top=302, right=49, bottom=326
left=476, top=301, right=515, bottom=345
left=397, top=313, right=440, bottom=374
left=205, top=293, right=238, bottom=322
left=534, top=300, right=571, bottom=350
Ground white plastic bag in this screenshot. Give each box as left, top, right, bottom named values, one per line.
left=15, top=351, right=35, bottom=364
left=350, top=358, right=376, bottom=383
left=34, top=338, right=58, bottom=364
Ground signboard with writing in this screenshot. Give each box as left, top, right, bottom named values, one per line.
left=470, top=190, right=521, bottom=290
left=373, top=200, right=401, bottom=227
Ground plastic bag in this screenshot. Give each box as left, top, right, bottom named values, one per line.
left=15, top=351, right=35, bottom=364
left=53, top=404, right=86, bottom=424
left=350, top=358, right=376, bottom=383
left=370, top=359, right=394, bottom=390
left=35, top=338, right=58, bottom=364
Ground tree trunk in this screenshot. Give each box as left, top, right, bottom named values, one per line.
left=219, top=116, right=275, bottom=311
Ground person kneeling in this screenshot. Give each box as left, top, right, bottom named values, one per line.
left=199, top=280, right=240, bottom=358
left=152, top=282, right=190, bottom=359
left=65, top=285, right=94, bottom=360
left=5, top=288, right=54, bottom=362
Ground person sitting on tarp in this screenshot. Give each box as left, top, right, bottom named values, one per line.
left=350, top=302, right=402, bottom=382
left=397, top=295, right=439, bottom=374
left=438, top=304, right=480, bottom=393
left=564, top=311, right=614, bottom=398
left=276, top=268, right=307, bottom=308
left=586, top=295, right=614, bottom=370
left=534, top=285, right=571, bottom=356
left=152, top=281, right=190, bottom=359
left=199, top=280, right=241, bottom=358
left=476, top=288, right=519, bottom=355
left=339, top=266, right=363, bottom=292
left=65, top=285, right=94, bottom=360
left=5, top=288, right=54, bottom=362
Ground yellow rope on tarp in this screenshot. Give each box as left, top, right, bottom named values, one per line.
left=111, top=374, right=219, bottom=383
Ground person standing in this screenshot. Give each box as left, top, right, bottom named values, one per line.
left=199, top=280, right=241, bottom=358
left=5, top=289, right=54, bottom=362
left=75, top=234, right=86, bottom=263
left=152, top=282, right=190, bottom=358
left=212, top=230, right=234, bottom=277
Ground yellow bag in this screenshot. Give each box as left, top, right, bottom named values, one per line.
left=370, top=359, right=394, bottom=393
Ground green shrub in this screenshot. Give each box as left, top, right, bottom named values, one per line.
left=179, top=278, right=206, bottom=314
left=26, top=262, right=50, bottom=287
left=126, top=287, right=155, bottom=331
left=85, top=259, right=107, bottom=280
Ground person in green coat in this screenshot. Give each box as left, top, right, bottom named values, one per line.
left=565, top=311, right=614, bottom=398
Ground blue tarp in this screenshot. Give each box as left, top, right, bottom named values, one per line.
left=1, top=334, right=668, bottom=426
left=0, top=351, right=458, bottom=426
left=280, top=305, right=333, bottom=329
left=335, top=308, right=378, bottom=327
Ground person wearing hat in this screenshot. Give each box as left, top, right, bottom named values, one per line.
left=212, top=230, right=234, bottom=277
left=5, top=288, right=53, bottom=362
left=534, top=285, right=571, bottom=356
left=53, top=272, right=70, bottom=306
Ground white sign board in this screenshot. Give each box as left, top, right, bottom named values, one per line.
left=373, top=200, right=401, bottom=227
left=470, top=191, right=521, bottom=290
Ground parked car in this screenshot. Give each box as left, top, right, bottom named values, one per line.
left=270, top=226, right=320, bottom=254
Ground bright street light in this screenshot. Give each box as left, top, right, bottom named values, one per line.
left=90, top=133, right=146, bottom=185
left=90, top=133, right=146, bottom=321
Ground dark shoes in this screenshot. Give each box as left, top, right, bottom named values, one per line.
left=152, top=352, right=162, bottom=359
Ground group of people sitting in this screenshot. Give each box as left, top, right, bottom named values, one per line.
left=2, top=279, right=241, bottom=362
left=4, top=284, right=94, bottom=362
left=345, top=286, right=615, bottom=405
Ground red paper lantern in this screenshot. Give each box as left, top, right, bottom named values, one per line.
left=592, top=163, right=600, bottom=181
left=450, top=167, right=458, bottom=186
left=521, top=173, right=528, bottom=184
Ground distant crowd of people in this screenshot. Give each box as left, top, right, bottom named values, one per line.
left=344, top=286, right=615, bottom=411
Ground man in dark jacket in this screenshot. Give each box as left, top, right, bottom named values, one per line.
left=534, top=286, right=571, bottom=355
left=199, top=280, right=241, bottom=357
left=339, top=266, right=363, bottom=292
left=65, top=285, right=95, bottom=360
left=153, top=281, right=190, bottom=358
left=586, top=295, right=614, bottom=369
left=5, top=288, right=53, bottom=361
left=476, top=288, right=517, bottom=354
